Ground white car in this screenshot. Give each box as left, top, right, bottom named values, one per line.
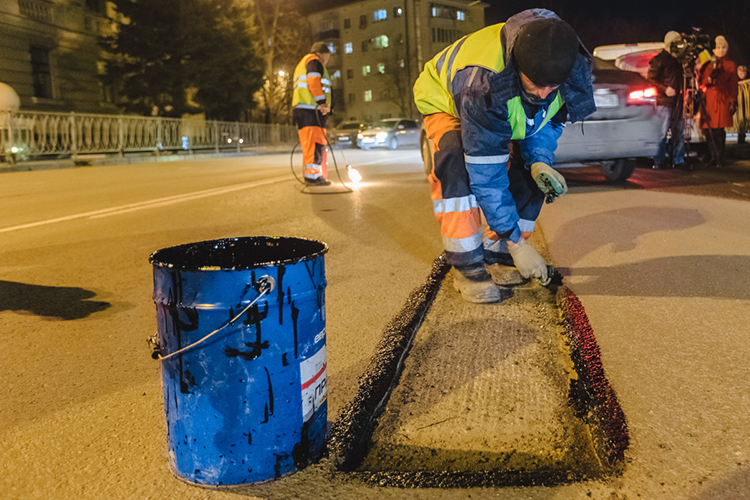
left=357, top=118, right=420, bottom=150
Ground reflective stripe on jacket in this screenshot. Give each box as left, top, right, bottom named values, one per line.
left=293, top=54, right=332, bottom=109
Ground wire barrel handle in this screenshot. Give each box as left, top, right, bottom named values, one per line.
left=148, top=275, right=276, bottom=361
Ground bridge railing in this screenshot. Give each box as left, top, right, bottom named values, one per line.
left=0, top=111, right=298, bottom=164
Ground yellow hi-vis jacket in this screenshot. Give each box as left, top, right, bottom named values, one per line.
left=292, top=53, right=332, bottom=110
left=413, top=23, right=563, bottom=139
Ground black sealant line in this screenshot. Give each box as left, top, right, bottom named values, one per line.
left=327, top=254, right=450, bottom=472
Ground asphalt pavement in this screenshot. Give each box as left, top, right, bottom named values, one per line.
left=1, top=149, right=749, bottom=499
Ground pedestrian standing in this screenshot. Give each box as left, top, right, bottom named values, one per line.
left=698, top=36, right=739, bottom=167
left=736, top=65, right=748, bottom=144
left=648, top=31, right=685, bottom=169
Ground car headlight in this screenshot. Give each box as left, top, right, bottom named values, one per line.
left=357, top=133, right=363, bottom=139
left=376, top=132, right=388, bottom=140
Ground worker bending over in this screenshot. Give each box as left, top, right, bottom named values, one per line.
left=414, top=9, right=595, bottom=303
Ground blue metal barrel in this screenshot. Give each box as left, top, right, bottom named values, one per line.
left=150, top=236, right=328, bottom=486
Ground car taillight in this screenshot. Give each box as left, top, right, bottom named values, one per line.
left=627, top=87, right=657, bottom=105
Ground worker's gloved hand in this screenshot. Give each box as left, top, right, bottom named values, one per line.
left=530, top=162, right=567, bottom=203
left=507, top=238, right=550, bottom=285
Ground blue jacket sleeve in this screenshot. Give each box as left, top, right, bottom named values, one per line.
left=455, top=68, right=522, bottom=243
left=519, top=113, right=565, bottom=167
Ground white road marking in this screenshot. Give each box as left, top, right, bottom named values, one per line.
left=354, top=154, right=421, bottom=166
left=0, top=175, right=291, bottom=233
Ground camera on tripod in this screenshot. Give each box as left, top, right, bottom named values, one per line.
left=669, top=27, right=712, bottom=65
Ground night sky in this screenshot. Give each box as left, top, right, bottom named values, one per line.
left=299, top=0, right=749, bottom=64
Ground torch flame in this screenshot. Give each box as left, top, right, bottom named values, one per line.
left=347, top=166, right=362, bottom=184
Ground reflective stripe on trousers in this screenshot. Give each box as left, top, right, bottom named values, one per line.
left=424, top=113, right=484, bottom=267
left=424, top=112, right=546, bottom=267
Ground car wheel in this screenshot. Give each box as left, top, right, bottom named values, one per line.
left=600, top=159, right=636, bottom=182
left=420, top=130, right=434, bottom=175
left=388, top=137, right=398, bottom=150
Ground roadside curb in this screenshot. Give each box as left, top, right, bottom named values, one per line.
left=0, top=146, right=296, bottom=173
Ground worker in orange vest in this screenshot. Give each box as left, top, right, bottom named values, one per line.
left=292, top=42, right=333, bottom=186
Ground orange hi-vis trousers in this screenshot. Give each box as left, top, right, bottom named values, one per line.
left=424, top=113, right=486, bottom=267
left=424, top=113, right=543, bottom=268
left=294, top=108, right=328, bottom=181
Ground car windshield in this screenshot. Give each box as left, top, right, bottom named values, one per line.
left=372, top=119, right=400, bottom=129
left=340, top=123, right=361, bottom=130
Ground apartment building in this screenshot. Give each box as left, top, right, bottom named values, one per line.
left=307, top=0, right=485, bottom=124
left=0, top=0, right=118, bottom=114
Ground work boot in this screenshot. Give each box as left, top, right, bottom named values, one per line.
left=484, top=245, right=524, bottom=286
left=486, top=263, right=524, bottom=286
left=305, top=177, right=332, bottom=186
left=452, top=263, right=501, bottom=304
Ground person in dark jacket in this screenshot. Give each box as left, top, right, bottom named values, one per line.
left=698, top=36, right=739, bottom=167
left=413, top=9, right=595, bottom=303
left=647, top=31, right=685, bottom=169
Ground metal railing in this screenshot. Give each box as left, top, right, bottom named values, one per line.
left=1, top=110, right=298, bottom=164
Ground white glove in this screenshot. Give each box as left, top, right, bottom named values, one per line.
left=507, top=238, right=550, bottom=285
left=530, top=162, right=567, bottom=202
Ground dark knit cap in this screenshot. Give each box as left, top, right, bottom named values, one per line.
left=513, top=18, right=579, bottom=86
left=310, top=42, right=331, bottom=54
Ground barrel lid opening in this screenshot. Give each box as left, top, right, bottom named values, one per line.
left=149, top=236, right=328, bottom=271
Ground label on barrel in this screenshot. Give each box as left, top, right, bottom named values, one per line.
left=300, top=344, right=327, bottom=422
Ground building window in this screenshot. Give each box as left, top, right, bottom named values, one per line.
left=457, top=10, right=465, bottom=21
left=433, top=28, right=460, bottom=43
left=319, top=20, right=333, bottom=33
left=364, top=90, right=372, bottom=102
left=30, top=46, right=52, bottom=99
left=347, top=69, right=354, bottom=79
left=345, top=42, right=353, bottom=54
left=394, top=7, right=403, bottom=17
left=362, top=65, right=371, bottom=76
left=359, top=14, right=367, bottom=29
left=344, top=18, right=351, bottom=29
left=374, top=9, right=387, bottom=21
left=361, top=40, right=369, bottom=52
left=399, top=59, right=405, bottom=68
left=397, top=33, right=404, bottom=45
left=332, top=70, right=341, bottom=79
left=86, top=0, right=104, bottom=14
left=431, top=4, right=457, bottom=19
left=378, top=62, right=385, bottom=74
left=97, top=60, right=114, bottom=103
left=327, top=43, right=335, bottom=53
left=348, top=93, right=355, bottom=104
left=372, top=35, right=389, bottom=49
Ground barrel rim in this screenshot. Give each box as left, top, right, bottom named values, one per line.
left=149, top=236, right=329, bottom=271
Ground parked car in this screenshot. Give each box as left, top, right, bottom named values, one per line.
left=331, top=121, right=367, bottom=147
left=420, top=57, right=663, bottom=182
left=358, top=118, right=420, bottom=150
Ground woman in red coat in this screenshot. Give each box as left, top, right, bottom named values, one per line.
left=698, top=36, right=739, bottom=167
